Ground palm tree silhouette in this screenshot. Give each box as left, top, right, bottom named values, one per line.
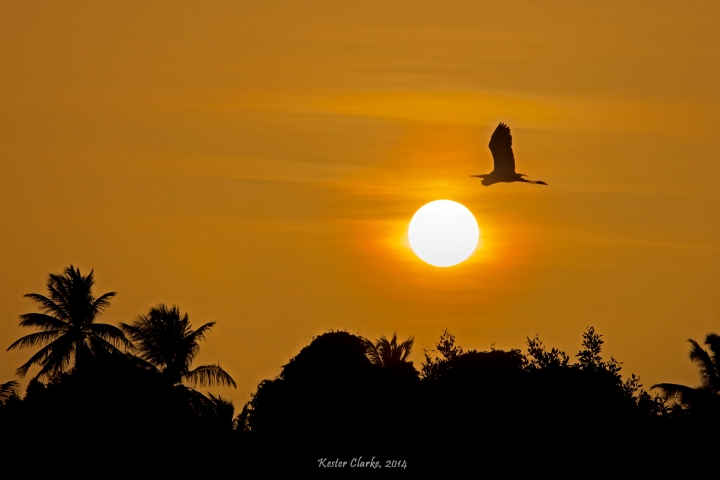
left=6, top=265, right=131, bottom=380
left=652, top=333, right=720, bottom=409
left=120, top=304, right=236, bottom=388
left=363, top=332, right=415, bottom=367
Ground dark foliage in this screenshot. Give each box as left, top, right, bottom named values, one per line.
left=652, top=332, right=720, bottom=426
left=248, top=330, right=420, bottom=464
left=0, top=380, right=19, bottom=404
left=4, top=266, right=720, bottom=470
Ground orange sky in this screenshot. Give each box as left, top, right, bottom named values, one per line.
left=2, top=1, right=720, bottom=407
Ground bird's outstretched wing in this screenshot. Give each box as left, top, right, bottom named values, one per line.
left=488, top=123, right=516, bottom=174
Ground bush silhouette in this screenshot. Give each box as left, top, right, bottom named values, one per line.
left=249, top=330, right=420, bottom=456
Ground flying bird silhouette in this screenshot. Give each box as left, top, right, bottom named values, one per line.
left=471, top=123, right=548, bottom=186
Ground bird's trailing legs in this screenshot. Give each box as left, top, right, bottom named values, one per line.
left=469, top=174, right=548, bottom=186
left=520, top=177, right=548, bottom=186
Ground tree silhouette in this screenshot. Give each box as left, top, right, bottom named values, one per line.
left=120, top=304, right=236, bottom=388
left=420, top=328, right=463, bottom=380
left=522, top=328, right=667, bottom=426
left=652, top=333, right=720, bottom=412
left=575, top=326, right=620, bottom=374
left=363, top=332, right=415, bottom=367
left=522, top=333, right=570, bottom=370
left=6, top=265, right=131, bottom=380
left=248, top=330, right=383, bottom=438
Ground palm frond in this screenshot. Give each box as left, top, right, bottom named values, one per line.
left=90, top=291, right=117, bottom=316
left=688, top=339, right=719, bottom=390
left=17, top=313, right=68, bottom=331
left=207, top=392, right=234, bottom=410
left=184, top=388, right=212, bottom=415
left=378, top=334, right=396, bottom=361
left=6, top=330, right=63, bottom=351
left=185, top=363, right=237, bottom=388
left=88, top=323, right=134, bottom=351
left=363, top=337, right=381, bottom=365
left=22, top=293, right=70, bottom=320
left=125, top=353, right=159, bottom=373
left=186, top=322, right=216, bottom=345
left=704, top=333, right=720, bottom=389
left=16, top=334, right=75, bottom=379
left=46, top=281, right=74, bottom=315
left=179, top=322, right=215, bottom=366
left=86, top=335, right=125, bottom=357
left=119, top=321, right=143, bottom=341
left=15, top=341, right=56, bottom=377
left=34, top=338, right=78, bottom=380
left=398, top=336, right=415, bottom=362
left=0, top=380, right=19, bottom=402
left=120, top=314, right=174, bottom=368
left=207, top=393, right=235, bottom=424
left=651, top=383, right=697, bottom=404
left=235, top=403, right=251, bottom=431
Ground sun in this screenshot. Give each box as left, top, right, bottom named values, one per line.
left=408, top=200, right=480, bottom=267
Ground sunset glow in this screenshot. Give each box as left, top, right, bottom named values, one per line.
left=1, top=1, right=720, bottom=432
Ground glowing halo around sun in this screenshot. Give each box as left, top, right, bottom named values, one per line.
left=408, top=200, right=480, bottom=267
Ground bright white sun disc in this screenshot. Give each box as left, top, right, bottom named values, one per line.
left=408, top=200, right=480, bottom=267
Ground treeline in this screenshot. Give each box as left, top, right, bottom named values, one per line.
left=1, top=266, right=719, bottom=468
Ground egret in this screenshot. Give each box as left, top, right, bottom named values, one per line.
left=471, top=123, right=548, bottom=186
